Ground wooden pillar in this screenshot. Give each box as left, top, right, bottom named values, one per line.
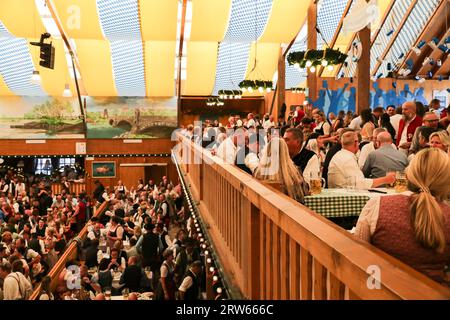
left=276, top=47, right=285, bottom=123
left=356, top=25, right=371, bottom=114
left=307, top=2, right=318, bottom=102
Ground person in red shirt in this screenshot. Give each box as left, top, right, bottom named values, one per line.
left=397, top=102, right=423, bottom=154
left=73, top=194, right=86, bottom=233
left=293, top=106, right=305, bottom=126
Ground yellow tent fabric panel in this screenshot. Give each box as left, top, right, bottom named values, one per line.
left=243, top=43, right=279, bottom=96
left=259, top=0, right=311, bottom=43
left=0, top=75, right=16, bottom=96
left=144, top=41, right=176, bottom=97
left=245, top=43, right=279, bottom=81
left=28, top=38, right=76, bottom=96
left=190, top=0, right=232, bottom=41
left=184, top=42, right=218, bottom=95
left=0, top=0, right=46, bottom=38
left=75, top=39, right=118, bottom=97
left=52, top=0, right=105, bottom=40
left=139, top=0, right=178, bottom=41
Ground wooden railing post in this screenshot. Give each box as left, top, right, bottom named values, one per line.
left=245, top=203, right=261, bottom=299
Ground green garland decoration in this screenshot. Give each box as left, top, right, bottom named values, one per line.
left=238, top=80, right=273, bottom=91
left=287, top=48, right=348, bottom=68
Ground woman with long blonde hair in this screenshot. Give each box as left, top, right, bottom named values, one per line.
left=254, top=137, right=308, bottom=203
left=355, top=148, right=450, bottom=285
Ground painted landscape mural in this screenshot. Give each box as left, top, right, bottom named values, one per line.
left=85, top=97, right=177, bottom=139
left=0, top=96, right=178, bottom=139
left=0, top=97, right=84, bottom=139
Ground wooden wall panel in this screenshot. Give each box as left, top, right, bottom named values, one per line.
left=0, top=139, right=175, bottom=156
left=0, top=139, right=86, bottom=156
left=85, top=156, right=177, bottom=196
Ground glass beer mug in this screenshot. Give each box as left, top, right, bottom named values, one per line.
left=394, top=171, right=408, bottom=193
left=309, top=172, right=326, bottom=195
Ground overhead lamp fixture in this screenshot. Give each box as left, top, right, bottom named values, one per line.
left=62, top=83, right=72, bottom=97
left=31, top=70, right=41, bottom=84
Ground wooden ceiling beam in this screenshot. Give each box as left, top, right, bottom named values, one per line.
left=434, top=49, right=450, bottom=76
left=398, top=0, right=449, bottom=78
left=371, top=0, right=419, bottom=77
left=416, top=28, right=450, bottom=77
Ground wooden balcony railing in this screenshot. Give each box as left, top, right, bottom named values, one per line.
left=29, top=201, right=110, bottom=300
left=175, top=134, right=450, bottom=300
left=51, top=182, right=86, bottom=196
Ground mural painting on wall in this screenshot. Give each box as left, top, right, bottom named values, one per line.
left=86, top=97, right=177, bottom=139
left=311, top=80, right=429, bottom=115
left=0, top=97, right=84, bottom=139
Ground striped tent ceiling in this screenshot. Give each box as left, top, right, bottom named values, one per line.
left=0, top=0, right=447, bottom=98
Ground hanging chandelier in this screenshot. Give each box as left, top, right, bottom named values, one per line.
left=206, top=97, right=224, bottom=107
left=291, top=87, right=307, bottom=94
left=287, top=47, right=347, bottom=73
left=218, top=89, right=242, bottom=99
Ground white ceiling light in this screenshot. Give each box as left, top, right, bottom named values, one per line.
left=63, top=83, right=72, bottom=97
left=31, top=70, right=41, bottom=84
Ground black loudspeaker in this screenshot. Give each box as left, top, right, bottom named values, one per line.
left=39, top=43, right=55, bottom=69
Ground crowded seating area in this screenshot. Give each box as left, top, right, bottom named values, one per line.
left=180, top=101, right=450, bottom=286
left=1, top=0, right=450, bottom=304
left=0, top=173, right=213, bottom=300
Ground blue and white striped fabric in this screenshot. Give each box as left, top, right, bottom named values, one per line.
left=377, top=0, right=440, bottom=77
left=285, top=0, right=349, bottom=89
left=223, top=0, right=273, bottom=43
left=369, top=0, right=412, bottom=75
left=212, top=0, right=274, bottom=95
left=212, top=42, right=251, bottom=94
left=97, top=0, right=146, bottom=96
left=317, top=0, right=351, bottom=48
left=0, top=21, right=47, bottom=96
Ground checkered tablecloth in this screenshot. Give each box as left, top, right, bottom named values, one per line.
left=304, top=189, right=372, bottom=218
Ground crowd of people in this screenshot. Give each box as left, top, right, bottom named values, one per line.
left=40, top=176, right=206, bottom=301
left=0, top=168, right=209, bottom=300
left=0, top=171, right=91, bottom=300
left=180, top=99, right=450, bottom=286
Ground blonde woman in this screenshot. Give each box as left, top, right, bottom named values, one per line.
left=254, top=137, right=308, bottom=203
left=429, top=130, right=450, bottom=154
left=355, top=148, right=450, bottom=285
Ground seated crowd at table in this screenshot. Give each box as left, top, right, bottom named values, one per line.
left=180, top=99, right=450, bottom=286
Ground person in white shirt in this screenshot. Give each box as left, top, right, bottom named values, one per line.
left=348, top=115, right=362, bottom=132
left=313, top=111, right=331, bottom=137
left=328, top=131, right=395, bottom=189
left=387, top=105, right=402, bottom=139
left=0, top=261, right=32, bottom=300
left=15, top=179, right=26, bottom=198
left=246, top=113, right=256, bottom=128
left=214, top=129, right=246, bottom=164
left=262, top=115, right=275, bottom=131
